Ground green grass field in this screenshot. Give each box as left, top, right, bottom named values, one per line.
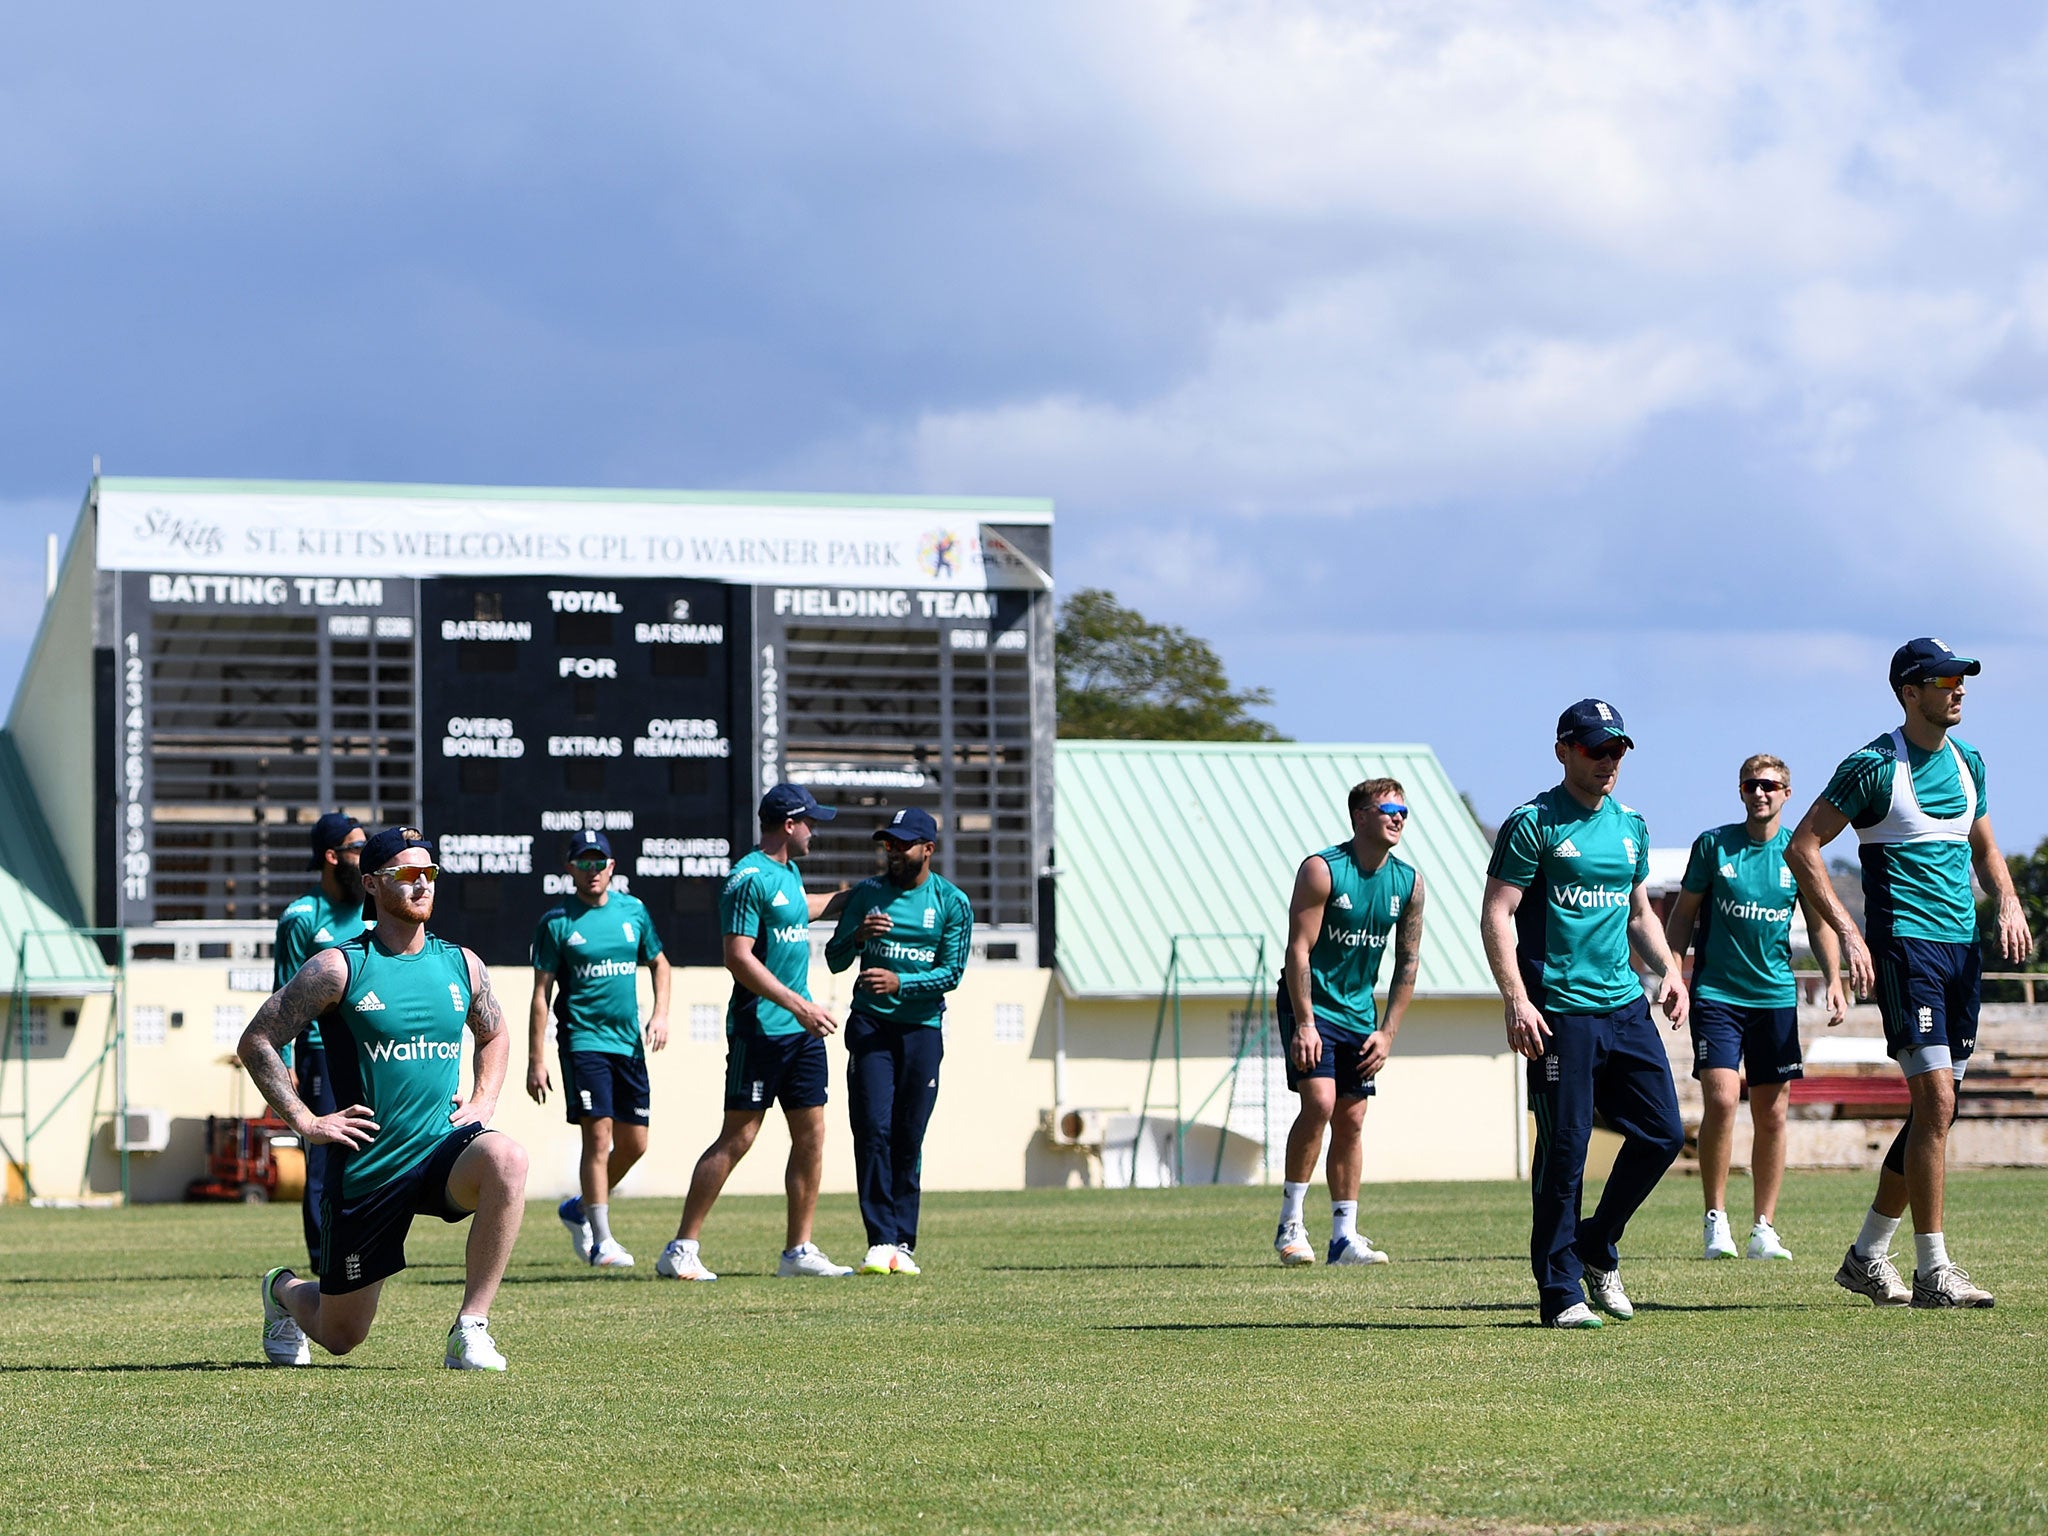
left=4, top=1171, right=2046, bottom=1535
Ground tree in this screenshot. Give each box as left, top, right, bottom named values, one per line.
left=1055, top=588, right=1286, bottom=741
left=2001, top=837, right=2048, bottom=969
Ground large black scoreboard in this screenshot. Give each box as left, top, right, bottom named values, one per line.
left=93, top=482, right=1054, bottom=968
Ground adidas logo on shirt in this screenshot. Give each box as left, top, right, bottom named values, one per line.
left=1720, top=863, right=1737, bottom=879
left=358, top=991, right=387, bottom=1012
left=1333, top=893, right=1354, bottom=910
left=771, top=891, right=790, bottom=907
left=1556, top=839, right=1582, bottom=858
left=567, top=932, right=587, bottom=947
left=314, top=927, right=334, bottom=943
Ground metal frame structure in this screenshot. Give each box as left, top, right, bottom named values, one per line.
left=0, top=930, right=125, bottom=1203
left=1129, top=932, right=1277, bottom=1186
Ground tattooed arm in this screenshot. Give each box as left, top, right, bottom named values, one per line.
left=1360, top=869, right=1426, bottom=1080
left=237, top=951, right=377, bottom=1148
left=453, top=950, right=511, bottom=1127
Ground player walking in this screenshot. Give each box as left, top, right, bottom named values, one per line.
left=825, top=807, right=973, bottom=1276
left=274, top=812, right=368, bottom=1276
left=1271, top=778, right=1425, bottom=1268
left=527, top=830, right=671, bottom=1269
left=1481, top=701, right=1688, bottom=1329
left=1664, top=756, right=1845, bottom=1261
left=241, top=826, right=528, bottom=1370
left=657, top=785, right=854, bottom=1281
left=1787, top=639, right=2032, bottom=1309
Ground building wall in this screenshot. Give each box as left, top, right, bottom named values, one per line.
left=5, top=502, right=99, bottom=919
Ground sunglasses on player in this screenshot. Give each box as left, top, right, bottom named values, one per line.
left=1917, top=675, right=1966, bottom=690
left=1375, top=802, right=1409, bottom=819
left=1741, top=778, right=1787, bottom=795
left=374, top=864, right=439, bottom=885
left=1572, top=741, right=1629, bottom=762
left=570, top=856, right=611, bottom=871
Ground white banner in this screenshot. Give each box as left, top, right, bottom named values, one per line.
left=96, top=487, right=1051, bottom=590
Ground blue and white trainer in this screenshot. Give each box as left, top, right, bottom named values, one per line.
left=1274, top=1220, right=1315, bottom=1267
left=558, top=1196, right=592, bottom=1263
left=654, top=1239, right=717, bottom=1281
left=1327, top=1234, right=1390, bottom=1266
left=776, top=1243, right=853, bottom=1277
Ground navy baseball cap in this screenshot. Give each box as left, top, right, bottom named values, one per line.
left=759, top=783, right=837, bottom=822
left=361, top=825, right=434, bottom=873
left=309, top=811, right=362, bottom=869
left=567, top=830, right=614, bottom=860
left=1556, top=699, right=1633, bottom=748
left=1889, top=637, right=1980, bottom=689
left=874, top=806, right=939, bottom=844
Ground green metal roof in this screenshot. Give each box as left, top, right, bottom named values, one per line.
left=1053, top=741, right=1497, bottom=999
left=95, top=476, right=1052, bottom=518
left=0, top=732, right=109, bottom=995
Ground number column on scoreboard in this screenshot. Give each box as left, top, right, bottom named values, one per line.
left=417, top=576, right=752, bottom=966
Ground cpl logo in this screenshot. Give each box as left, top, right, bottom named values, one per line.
left=918, top=530, right=963, bottom=580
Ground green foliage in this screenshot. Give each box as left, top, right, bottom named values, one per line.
left=2005, top=836, right=2048, bottom=968
left=6, top=1178, right=2048, bottom=1534
left=1055, top=587, right=1285, bottom=741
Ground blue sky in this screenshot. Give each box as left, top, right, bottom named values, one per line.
left=4, top=1, right=2045, bottom=853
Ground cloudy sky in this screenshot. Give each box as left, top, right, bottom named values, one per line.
left=4, top=1, right=2045, bottom=851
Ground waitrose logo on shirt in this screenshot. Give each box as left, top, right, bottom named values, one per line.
left=365, top=1035, right=464, bottom=1062
left=1552, top=884, right=1631, bottom=910
left=1717, top=896, right=1792, bottom=922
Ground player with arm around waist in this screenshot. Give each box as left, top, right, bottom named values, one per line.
left=1479, top=700, right=1688, bottom=1330
left=825, top=806, right=973, bottom=1276
left=1272, top=776, right=1425, bottom=1269
left=1786, top=639, right=2032, bottom=1309
left=527, top=830, right=672, bottom=1269
left=1664, top=755, right=1844, bottom=1262
left=239, top=825, right=529, bottom=1371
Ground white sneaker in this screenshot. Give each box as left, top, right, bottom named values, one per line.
left=589, top=1238, right=635, bottom=1269
left=654, top=1240, right=717, bottom=1281
left=260, top=1266, right=309, bottom=1366
left=558, top=1197, right=592, bottom=1263
left=776, top=1243, right=854, bottom=1277
left=1703, top=1209, right=1738, bottom=1260
left=888, top=1246, right=921, bottom=1276
left=860, top=1244, right=898, bottom=1275
left=1546, top=1301, right=1604, bottom=1329
left=1585, top=1265, right=1634, bottom=1320
left=1327, top=1234, right=1390, bottom=1266
left=1274, top=1220, right=1315, bottom=1267
left=1745, top=1220, right=1792, bottom=1261
left=444, top=1318, right=507, bottom=1371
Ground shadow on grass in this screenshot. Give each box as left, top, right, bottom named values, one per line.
left=0, top=1361, right=397, bottom=1373
left=1401, top=1300, right=1804, bottom=1315
left=984, top=1262, right=1265, bottom=1273
left=1099, top=1319, right=1528, bottom=1333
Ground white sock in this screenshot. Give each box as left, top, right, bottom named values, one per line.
left=457, top=1313, right=488, bottom=1329
left=674, top=1237, right=698, bottom=1255
left=1750, top=1215, right=1774, bottom=1232
left=1279, top=1181, right=1308, bottom=1226
left=588, top=1203, right=612, bottom=1247
left=1331, top=1200, right=1358, bottom=1244
left=1706, top=1208, right=1729, bottom=1227
left=1914, top=1231, right=1949, bottom=1274
left=1854, top=1207, right=1901, bottom=1259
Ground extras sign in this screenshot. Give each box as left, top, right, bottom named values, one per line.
left=97, top=488, right=1051, bottom=591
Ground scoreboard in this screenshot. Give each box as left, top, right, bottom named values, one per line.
left=90, top=481, right=1054, bottom=968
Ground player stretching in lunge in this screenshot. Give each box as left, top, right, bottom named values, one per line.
left=825, top=806, right=973, bottom=1276
left=274, top=812, right=368, bottom=1277
left=1665, top=756, right=1844, bottom=1261
left=528, top=830, right=670, bottom=1269
left=1273, top=778, right=1425, bottom=1268
left=1481, top=701, right=1687, bottom=1329
left=240, top=826, right=529, bottom=1370
left=1788, top=639, right=2032, bottom=1309
left=657, top=785, right=855, bottom=1281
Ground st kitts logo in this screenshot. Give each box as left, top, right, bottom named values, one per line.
left=919, top=530, right=963, bottom=579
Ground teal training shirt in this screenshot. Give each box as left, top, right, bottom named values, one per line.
left=1489, top=785, right=1650, bottom=1015
left=1300, top=843, right=1416, bottom=1037
left=532, top=891, right=663, bottom=1056
left=1681, top=823, right=1797, bottom=1008
left=274, top=886, right=367, bottom=1052
left=720, top=849, right=814, bottom=1038
left=1822, top=731, right=1987, bottom=945
left=824, top=872, right=974, bottom=1026
left=320, top=931, right=474, bottom=1198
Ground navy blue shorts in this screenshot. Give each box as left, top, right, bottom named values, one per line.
left=724, top=1028, right=829, bottom=1113
left=560, top=1048, right=651, bottom=1126
left=1277, top=986, right=1378, bottom=1099
left=1689, top=1000, right=1803, bottom=1085
left=318, top=1122, right=489, bottom=1295
left=1874, top=935, right=1981, bottom=1079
